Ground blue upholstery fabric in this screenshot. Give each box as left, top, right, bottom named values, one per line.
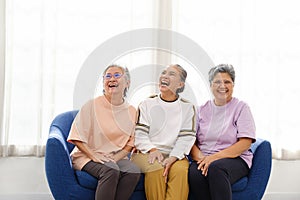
left=45, top=110, right=96, bottom=200
left=75, top=170, right=97, bottom=190
left=232, top=139, right=272, bottom=200
left=45, top=111, right=271, bottom=200
left=232, top=176, right=248, bottom=191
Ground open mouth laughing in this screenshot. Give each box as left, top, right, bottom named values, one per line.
left=160, top=80, right=169, bottom=86
left=108, top=82, right=119, bottom=88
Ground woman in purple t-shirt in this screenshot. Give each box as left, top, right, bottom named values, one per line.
left=188, top=64, right=256, bottom=200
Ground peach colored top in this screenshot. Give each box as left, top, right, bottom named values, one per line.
left=67, top=96, right=136, bottom=170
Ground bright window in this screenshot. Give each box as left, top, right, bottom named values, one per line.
left=172, top=0, right=300, bottom=159
left=2, top=0, right=300, bottom=159
left=2, top=0, right=156, bottom=156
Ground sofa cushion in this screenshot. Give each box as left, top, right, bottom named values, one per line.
left=75, top=170, right=98, bottom=190
left=232, top=176, right=248, bottom=192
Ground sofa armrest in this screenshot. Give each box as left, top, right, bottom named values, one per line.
left=234, top=140, right=272, bottom=200
left=248, top=140, right=272, bottom=196
left=45, top=126, right=78, bottom=199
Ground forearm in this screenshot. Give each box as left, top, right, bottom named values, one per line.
left=212, top=138, right=252, bottom=160
left=113, top=145, right=132, bottom=162
left=135, top=104, right=156, bottom=152
left=171, top=104, right=197, bottom=159
left=170, top=135, right=196, bottom=160
left=190, top=144, right=205, bottom=161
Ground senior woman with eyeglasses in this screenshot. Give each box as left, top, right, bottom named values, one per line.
left=132, top=64, right=196, bottom=200
left=188, top=64, right=256, bottom=200
left=67, top=65, right=140, bottom=200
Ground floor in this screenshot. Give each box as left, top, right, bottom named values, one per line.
left=263, top=193, right=300, bottom=200
left=0, top=193, right=300, bottom=200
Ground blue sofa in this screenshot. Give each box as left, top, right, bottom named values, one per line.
left=45, top=110, right=272, bottom=200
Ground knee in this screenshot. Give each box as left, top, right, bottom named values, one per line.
left=207, top=161, right=228, bottom=178
left=170, top=160, right=189, bottom=174
left=170, top=166, right=186, bottom=176
left=127, top=162, right=141, bottom=174
left=174, top=160, right=188, bottom=168
left=145, top=163, right=164, bottom=173
left=125, top=162, right=141, bottom=180
left=188, top=162, right=205, bottom=183
left=102, top=162, right=120, bottom=178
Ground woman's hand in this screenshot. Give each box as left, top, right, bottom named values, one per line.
left=148, top=148, right=164, bottom=164
left=162, top=156, right=178, bottom=183
left=196, top=138, right=253, bottom=176
left=197, top=155, right=217, bottom=176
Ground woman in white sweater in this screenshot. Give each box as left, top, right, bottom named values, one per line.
left=132, top=64, right=196, bottom=200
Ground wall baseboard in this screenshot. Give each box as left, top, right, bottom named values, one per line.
left=0, top=194, right=53, bottom=200
left=263, top=193, right=300, bottom=200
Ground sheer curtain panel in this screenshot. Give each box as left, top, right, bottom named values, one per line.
left=1, top=0, right=155, bottom=157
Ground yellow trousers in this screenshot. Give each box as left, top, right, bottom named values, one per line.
left=131, top=153, right=189, bottom=200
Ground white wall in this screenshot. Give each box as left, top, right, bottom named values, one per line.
left=0, top=157, right=51, bottom=197
left=264, top=160, right=300, bottom=199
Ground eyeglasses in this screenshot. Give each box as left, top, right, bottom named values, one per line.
left=104, top=72, right=123, bottom=80
left=212, top=80, right=233, bottom=86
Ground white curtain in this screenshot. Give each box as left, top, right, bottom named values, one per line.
left=1, top=0, right=300, bottom=160
left=172, top=0, right=300, bottom=160
left=1, top=0, right=157, bottom=156
left=0, top=0, right=5, bottom=156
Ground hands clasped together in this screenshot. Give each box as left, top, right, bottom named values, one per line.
left=196, top=155, right=218, bottom=176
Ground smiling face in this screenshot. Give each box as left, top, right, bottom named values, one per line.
left=159, top=65, right=184, bottom=100
left=103, top=66, right=129, bottom=99
left=211, top=72, right=234, bottom=106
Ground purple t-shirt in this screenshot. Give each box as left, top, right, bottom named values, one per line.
left=196, top=97, right=256, bottom=168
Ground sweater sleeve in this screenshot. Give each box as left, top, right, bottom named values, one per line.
left=169, top=103, right=196, bottom=159
left=134, top=101, right=156, bottom=153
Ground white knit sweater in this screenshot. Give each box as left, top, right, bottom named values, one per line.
left=134, top=95, right=196, bottom=159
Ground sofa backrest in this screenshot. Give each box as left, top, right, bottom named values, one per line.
left=250, top=138, right=261, bottom=153
left=49, top=110, right=79, bottom=153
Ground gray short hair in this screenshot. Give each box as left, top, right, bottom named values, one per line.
left=208, top=64, right=235, bottom=85
left=102, top=64, right=130, bottom=97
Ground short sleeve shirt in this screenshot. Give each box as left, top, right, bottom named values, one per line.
left=196, top=97, right=256, bottom=168
left=67, top=96, right=136, bottom=170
